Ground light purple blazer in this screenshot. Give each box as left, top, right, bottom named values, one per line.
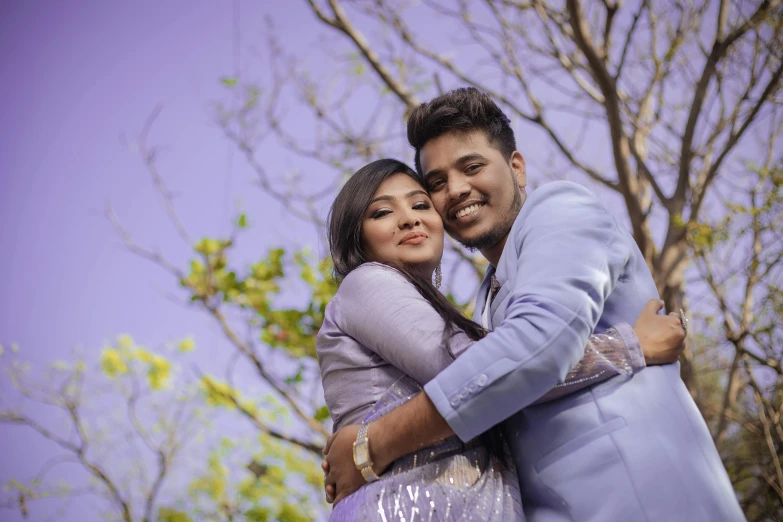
left=423, top=181, right=744, bottom=521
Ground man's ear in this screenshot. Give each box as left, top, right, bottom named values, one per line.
left=510, top=151, right=527, bottom=189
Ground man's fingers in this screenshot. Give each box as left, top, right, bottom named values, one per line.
left=321, top=460, right=329, bottom=473
left=642, top=298, right=665, bottom=315
left=323, top=432, right=337, bottom=455
left=324, top=469, right=336, bottom=504
left=668, top=313, right=686, bottom=331
left=325, top=483, right=336, bottom=504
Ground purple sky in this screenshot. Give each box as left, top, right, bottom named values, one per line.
left=0, top=2, right=335, bottom=520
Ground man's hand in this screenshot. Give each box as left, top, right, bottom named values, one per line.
left=634, top=299, right=686, bottom=365
left=322, top=424, right=365, bottom=505
left=322, top=393, right=453, bottom=504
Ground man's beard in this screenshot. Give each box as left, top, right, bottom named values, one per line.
left=457, top=186, right=523, bottom=252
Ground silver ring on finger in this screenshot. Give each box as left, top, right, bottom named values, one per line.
left=679, top=309, right=688, bottom=333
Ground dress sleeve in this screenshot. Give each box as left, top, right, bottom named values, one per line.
left=333, top=263, right=470, bottom=385
left=536, top=323, right=645, bottom=403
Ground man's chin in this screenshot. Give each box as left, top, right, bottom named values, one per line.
left=455, top=233, right=501, bottom=252
left=449, top=221, right=509, bottom=251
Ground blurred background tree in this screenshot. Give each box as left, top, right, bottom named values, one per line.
left=1, top=1, right=781, bottom=520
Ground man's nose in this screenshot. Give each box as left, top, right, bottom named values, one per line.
left=446, top=175, right=470, bottom=201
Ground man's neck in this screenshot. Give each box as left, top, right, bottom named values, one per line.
left=480, top=232, right=510, bottom=268
left=480, top=189, right=526, bottom=267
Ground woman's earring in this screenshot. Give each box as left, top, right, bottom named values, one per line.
left=434, top=263, right=442, bottom=289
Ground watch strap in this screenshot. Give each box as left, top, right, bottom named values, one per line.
left=353, top=423, right=380, bottom=483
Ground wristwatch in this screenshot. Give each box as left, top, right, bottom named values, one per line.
left=353, top=423, right=380, bottom=483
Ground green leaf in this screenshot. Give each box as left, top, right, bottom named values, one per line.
left=221, top=77, right=238, bottom=87
left=285, top=365, right=304, bottom=384
left=158, top=507, right=193, bottom=522
left=313, top=405, right=330, bottom=422
left=238, top=213, right=248, bottom=228
left=245, top=506, right=272, bottom=522
left=178, top=337, right=196, bottom=353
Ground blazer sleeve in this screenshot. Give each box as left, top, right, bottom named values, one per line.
left=338, top=263, right=644, bottom=401
left=424, top=182, right=634, bottom=441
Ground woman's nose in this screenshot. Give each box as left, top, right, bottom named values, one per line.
left=398, top=208, right=421, bottom=229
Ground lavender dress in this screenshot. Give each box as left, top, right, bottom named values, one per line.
left=316, top=263, right=645, bottom=521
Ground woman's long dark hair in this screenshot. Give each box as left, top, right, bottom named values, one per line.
left=327, top=158, right=507, bottom=466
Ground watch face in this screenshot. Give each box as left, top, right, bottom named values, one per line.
left=353, top=441, right=370, bottom=468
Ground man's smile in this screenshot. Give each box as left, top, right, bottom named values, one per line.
left=449, top=201, right=486, bottom=225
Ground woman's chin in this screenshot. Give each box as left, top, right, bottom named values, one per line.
left=401, top=257, right=440, bottom=276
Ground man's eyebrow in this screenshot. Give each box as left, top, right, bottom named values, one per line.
left=369, top=189, right=428, bottom=204
left=423, top=153, right=488, bottom=181
left=455, top=152, right=487, bottom=165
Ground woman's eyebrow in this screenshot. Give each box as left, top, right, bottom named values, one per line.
left=405, top=189, right=428, bottom=199
left=369, top=190, right=427, bottom=204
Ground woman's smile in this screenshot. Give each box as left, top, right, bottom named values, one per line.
left=399, top=232, right=428, bottom=245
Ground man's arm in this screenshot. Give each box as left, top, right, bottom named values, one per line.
left=424, top=181, right=631, bottom=440
left=323, top=301, right=685, bottom=503
left=323, top=392, right=450, bottom=505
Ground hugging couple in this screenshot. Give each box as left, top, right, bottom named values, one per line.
left=314, top=88, right=743, bottom=521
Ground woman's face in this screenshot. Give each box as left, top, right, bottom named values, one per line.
left=361, top=173, right=444, bottom=275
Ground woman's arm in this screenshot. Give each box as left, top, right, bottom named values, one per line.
left=536, top=323, right=641, bottom=402
left=333, top=263, right=463, bottom=385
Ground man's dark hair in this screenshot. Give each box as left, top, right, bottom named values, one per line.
left=407, top=87, right=517, bottom=175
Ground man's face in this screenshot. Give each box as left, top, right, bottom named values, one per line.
left=419, top=130, right=527, bottom=252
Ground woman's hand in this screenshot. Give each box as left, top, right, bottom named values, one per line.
left=634, top=299, right=686, bottom=365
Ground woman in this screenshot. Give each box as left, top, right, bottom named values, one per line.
left=316, top=159, right=683, bottom=520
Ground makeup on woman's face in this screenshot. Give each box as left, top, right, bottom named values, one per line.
left=361, top=173, right=444, bottom=275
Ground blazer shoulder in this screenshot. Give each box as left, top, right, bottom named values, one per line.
left=526, top=180, right=602, bottom=210
left=509, top=181, right=613, bottom=247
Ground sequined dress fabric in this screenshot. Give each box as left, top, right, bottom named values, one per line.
left=330, top=375, right=525, bottom=522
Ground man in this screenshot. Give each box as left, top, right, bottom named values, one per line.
left=324, top=88, right=743, bottom=521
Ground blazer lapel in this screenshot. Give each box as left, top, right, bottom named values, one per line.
left=472, top=267, right=494, bottom=323
left=488, top=209, right=525, bottom=327
left=490, top=283, right=511, bottom=326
